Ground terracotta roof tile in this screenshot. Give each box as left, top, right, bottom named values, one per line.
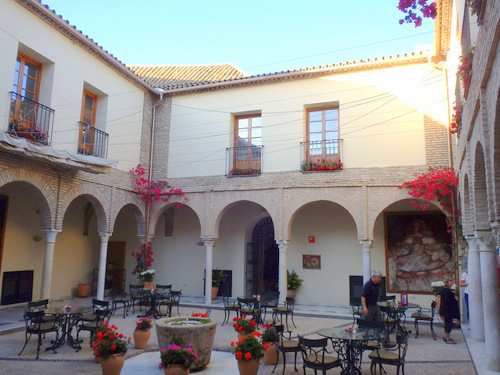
left=127, top=63, right=248, bottom=88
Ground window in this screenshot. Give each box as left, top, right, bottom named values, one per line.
left=231, top=114, right=262, bottom=173
left=306, top=106, right=339, bottom=159
left=78, top=91, right=98, bottom=154
left=12, top=54, right=41, bottom=101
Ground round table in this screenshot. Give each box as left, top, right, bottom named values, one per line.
left=317, top=326, right=380, bottom=375
left=45, top=306, right=91, bottom=351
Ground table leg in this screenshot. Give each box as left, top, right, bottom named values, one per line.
left=340, top=342, right=363, bottom=375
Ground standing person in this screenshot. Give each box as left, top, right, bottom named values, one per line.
left=438, top=277, right=460, bottom=344
left=460, top=271, right=469, bottom=320
left=361, top=270, right=384, bottom=322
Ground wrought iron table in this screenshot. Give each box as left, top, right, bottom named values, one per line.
left=45, top=305, right=91, bottom=351
left=317, top=326, right=380, bottom=375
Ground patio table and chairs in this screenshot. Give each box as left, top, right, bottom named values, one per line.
left=317, top=325, right=380, bottom=375
left=46, top=305, right=93, bottom=351
left=138, top=289, right=165, bottom=319
left=222, top=294, right=240, bottom=326
left=18, top=309, right=60, bottom=359
left=273, top=297, right=296, bottom=330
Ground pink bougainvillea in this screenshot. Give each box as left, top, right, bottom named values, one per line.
left=129, top=164, right=188, bottom=206
left=450, top=103, right=462, bottom=135
left=397, top=0, right=437, bottom=27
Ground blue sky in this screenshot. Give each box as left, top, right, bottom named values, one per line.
left=41, top=0, right=435, bottom=75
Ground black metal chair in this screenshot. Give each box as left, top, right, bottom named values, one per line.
left=155, top=284, right=172, bottom=313
left=76, top=308, right=111, bottom=346
left=368, top=329, right=409, bottom=375
left=222, top=295, right=240, bottom=326
left=26, top=299, right=57, bottom=324
left=350, top=303, right=363, bottom=326
left=411, top=300, right=437, bottom=339
left=260, top=291, right=279, bottom=322
left=129, top=284, right=148, bottom=313
left=237, top=297, right=262, bottom=324
left=110, top=287, right=131, bottom=318
left=79, top=299, right=109, bottom=322
left=273, top=297, right=296, bottom=330
left=298, top=335, right=342, bottom=374
left=272, top=323, right=300, bottom=375
left=160, top=290, right=182, bottom=317
left=18, top=310, right=59, bottom=359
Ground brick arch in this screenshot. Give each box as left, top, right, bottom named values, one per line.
left=473, top=141, right=490, bottom=230
left=208, top=191, right=280, bottom=239
left=461, top=173, right=475, bottom=235
left=108, top=191, right=145, bottom=235
left=0, top=168, right=56, bottom=228
left=57, top=183, right=109, bottom=232
left=282, top=187, right=361, bottom=240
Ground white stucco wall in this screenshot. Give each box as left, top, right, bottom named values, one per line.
left=0, top=1, right=146, bottom=172
left=167, top=63, right=446, bottom=178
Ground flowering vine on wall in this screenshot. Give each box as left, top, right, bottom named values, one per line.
left=397, top=0, right=437, bottom=27
left=129, top=164, right=188, bottom=207
left=457, top=50, right=474, bottom=94
left=450, top=103, right=462, bottom=135
left=467, top=0, right=482, bottom=16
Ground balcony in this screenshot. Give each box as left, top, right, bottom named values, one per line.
left=7, top=92, right=54, bottom=146
left=226, top=145, right=263, bottom=176
left=300, top=139, right=343, bottom=172
left=77, top=122, right=109, bottom=158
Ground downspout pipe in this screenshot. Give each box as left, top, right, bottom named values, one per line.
left=144, top=89, right=166, bottom=242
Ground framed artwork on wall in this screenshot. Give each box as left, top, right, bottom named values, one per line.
left=385, top=212, right=453, bottom=294
left=303, top=254, right=321, bottom=269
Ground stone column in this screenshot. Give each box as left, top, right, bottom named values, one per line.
left=40, top=229, right=60, bottom=300
left=465, top=235, right=484, bottom=342
left=276, top=240, right=288, bottom=304
left=359, top=240, right=373, bottom=284
left=476, top=229, right=500, bottom=371
left=202, top=237, right=216, bottom=306
left=97, top=233, right=111, bottom=300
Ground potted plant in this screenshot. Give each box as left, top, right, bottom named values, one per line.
left=230, top=331, right=268, bottom=375
left=159, top=343, right=199, bottom=375
left=287, top=269, right=303, bottom=298
left=140, top=269, right=155, bottom=289
left=134, top=317, right=152, bottom=349
left=260, top=323, right=278, bottom=365
left=76, top=270, right=93, bottom=298
left=210, top=269, right=227, bottom=299
left=92, top=321, right=130, bottom=375
left=233, top=314, right=257, bottom=341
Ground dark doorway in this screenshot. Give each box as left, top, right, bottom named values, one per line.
left=245, top=217, right=278, bottom=297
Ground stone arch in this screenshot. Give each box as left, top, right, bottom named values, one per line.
left=461, top=173, right=474, bottom=235
left=0, top=168, right=56, bottom=228
left=493, top=87, right=500, bottom=221
left=282, top=187, right=362, bottom=240
left=57, top=183, right=109, bottom=233
left=473, top=142, right=490, bottom=230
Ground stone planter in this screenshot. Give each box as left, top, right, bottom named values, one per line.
left=156, top=316, right=217, bottom=371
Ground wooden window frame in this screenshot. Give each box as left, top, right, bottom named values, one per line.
left=233, top=114, right=262, bottom=171
left=305, top=106, right=340, bottom=162
left=13, top=53, right=41, bottom=101
left=79, top=90, right=98, bottom=154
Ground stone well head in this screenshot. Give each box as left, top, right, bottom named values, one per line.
left=155, top=316, right=217, bottom=370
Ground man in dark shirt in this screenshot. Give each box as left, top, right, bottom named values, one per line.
left=361, top=270, right=384, bottom=321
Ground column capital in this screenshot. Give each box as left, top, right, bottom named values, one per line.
left=201, top=236, right=217, bottom=247
left=359, top=240, right=373, bottom=249
left=475, top=230, right=496, bottom=252
left=276, top=240, right=287, bottom=251
left=41, top=229, right=61, bottom=243
left=490, top=221, right=500, bottom=245
left=98, top=232, right=112, bottom=242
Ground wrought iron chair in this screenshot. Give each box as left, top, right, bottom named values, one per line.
left=260, top=290, right=279, bottom=322
left=110, top=287, right=131, bottom=318
left=27, top=299, right=56, bottom=323
left=411, top=301, right=437, bottom=339
left=368, top=329, right=409, bottom=375
left=155, top=284, right=172, bottom=313
left=350, top=303, right=363, bottom=326
left=273, top=297, right=296, bottom=330
left=272, top=323, right=300, bottom=375
left=79, top=299, right=109, bottom=322
left=222, top=295, right=240, bottom=326
left=18, top=310, right=59, bottom=359
left=76, top=308, right=112, bottom=346
left=129, top=284, right=148, bottom=313
left=237, top=297, right=262, bottom=324
left=298, top=335, right=342, bottom=374
left=160, top=290, right=182, bottom=317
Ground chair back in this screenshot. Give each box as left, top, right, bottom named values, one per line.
left=284, top=297, right=295, bottom=311
left=27, top=299, right=49, bottom=312
left=92, top=299, right=110, bottom=314
left=238, top=297, right=258, bottom=311
left=129, top=284, right=144, bottom=297
left=357, top=318, right=385, bottom=330
left=260, top=291, right=279, bottom=306
left=223, top=295, right=237, bottom=307
left=430, top=300, right=437, bottom=318
left=395, top=330, right=409, bottom=360
left=298, top=335, right=330, bottom=362
left=156, top=284, right=172, bottom=292
left=24, top=310, right=56, bottom=332
left=170, top=290, right=182, bottom=303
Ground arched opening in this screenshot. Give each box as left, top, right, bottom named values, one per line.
left=245, top=217, right=278, bottom=296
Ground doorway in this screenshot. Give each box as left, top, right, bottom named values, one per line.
left=245, top=217, right=278, bottom=296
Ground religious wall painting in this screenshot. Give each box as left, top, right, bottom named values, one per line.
left=385, top=212, right=453, bottom=294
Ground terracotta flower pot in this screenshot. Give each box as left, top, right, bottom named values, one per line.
left=263, top=342, right=278, bottom=365
left=237, top=332, right=252, bottom=341
left=100, top=353, right=125, bottom=375
left=164, top=364, right=190, bottom=375
left=211, top=286, right=219, bottom=300
left=143, top=281, right=155, bottom=289
left=237, top=358, right=260, bottom=375
left=133, top=328, right=151, bottom=349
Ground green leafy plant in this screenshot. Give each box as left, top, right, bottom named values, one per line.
left=231, top=331, right=268, bottom=361
left=301, top=159, right=343, bottom=172
left=140, top=269, right=155, bottom=282
left=92, top=321, right=130, bottom=359
left=211, top=269, right=227, bottom=287
left=287, top=269, right=303, bottom=290
left=260, top=324, right=278, bottom=343
left=229, top=168, right=261, bottom=176
left=135, top=317, right=152, bottom=330
left=233, top=314, right=257, bottom=334
left=159, top=343, right=199, bottom=370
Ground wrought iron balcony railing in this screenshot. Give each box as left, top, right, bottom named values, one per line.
left=7, top=91, right=54, bottom=146
left=300, top=139, right=343, bottom=171
left=77, top=122, right=109, bottom=158
left=226, top=145, right=263, bottom=176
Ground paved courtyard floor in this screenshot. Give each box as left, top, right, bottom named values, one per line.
left=0, top=296, right=489, bottom=375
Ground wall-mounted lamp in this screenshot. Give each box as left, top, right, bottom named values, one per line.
left=33, top=235, right=43, bottom=242
left=196, top=241, right=204, bottom=246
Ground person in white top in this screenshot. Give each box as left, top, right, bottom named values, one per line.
left=460, top=271, right=469, bottom=320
